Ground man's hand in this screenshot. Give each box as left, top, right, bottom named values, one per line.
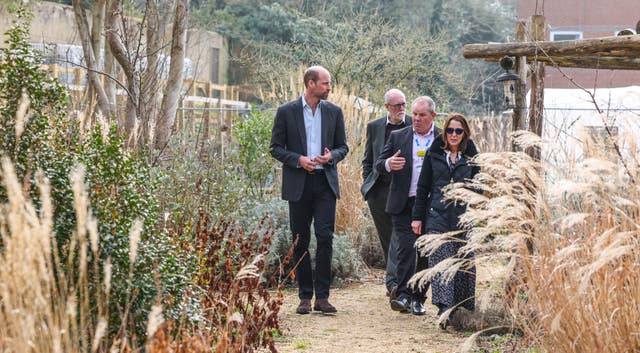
left=387, top=150, right=405, bottom=171
left=299, top=156, right=318, bottom=172
left=411, top=220, right=422, bottom=235
left=314, top=147, right=333, bottom=165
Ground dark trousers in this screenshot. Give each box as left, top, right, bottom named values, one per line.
left=289, top=171, right=336, bottom=300
left=366, top=181, right=398, bottom=290
left=390, top=197, right=429, bottom=303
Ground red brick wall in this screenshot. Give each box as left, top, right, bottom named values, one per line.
left=517, top=0, right=640, bottom=88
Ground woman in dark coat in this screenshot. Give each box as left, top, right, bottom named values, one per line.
left=411, top=113, right=479, bottom=328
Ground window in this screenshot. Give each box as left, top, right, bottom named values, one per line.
left=550, top=31, right=583, bottom=41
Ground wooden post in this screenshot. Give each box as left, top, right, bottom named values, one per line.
left=205, top=81, right=212, bottom=98
left=218, top=97, right=225, bottom=160
left=527, top=15, right=546, bottom=160
left=185, top=101, right=194, bottom=135
left=200, top=102, right=211, bottom=159
left=175, top=101, right=184, bottom=133
left=512, top=20, right=528, bottom=151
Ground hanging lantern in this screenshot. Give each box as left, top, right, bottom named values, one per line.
left=496, top=56, right=521, bottom=109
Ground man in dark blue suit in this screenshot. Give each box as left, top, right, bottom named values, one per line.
left=361, top=89, right=412, bottom=299
left=375, top=96, right=440, bottom=315
left=270, top=66, right=349, bottom=315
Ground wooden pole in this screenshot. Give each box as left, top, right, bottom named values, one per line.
left=484, top=55, right=640, bottom=70
left=200, top=102, right=211, bottom=159
left=174, top=101, right=184, bottom=132
left=512, top=20, right=527, bottom=152
left=218, top=97, right=225, bottom=160
left=463, top=34, right=640, bottom=59
left=527, top=15, right=546, bottom=161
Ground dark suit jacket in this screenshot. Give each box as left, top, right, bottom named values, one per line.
left=360, top=114, right=412, bottom=200
left=270, top=97, right=349, bottom=202
left=375, top=125, right=441, bottom=215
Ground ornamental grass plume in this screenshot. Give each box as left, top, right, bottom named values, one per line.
left=0, top=157, right=111, bottom=352
left=413, top=126, right=640, bottom=352
left=0, top=157, right=172, bottom=352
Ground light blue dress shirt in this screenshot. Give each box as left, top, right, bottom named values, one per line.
left=302, top=96, right=323, bottom=169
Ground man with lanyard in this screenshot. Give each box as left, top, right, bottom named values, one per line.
left=374, top=96, right=440, bottom=315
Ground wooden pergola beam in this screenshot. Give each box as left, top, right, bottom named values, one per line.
left=484, top=55, right=640, bottom=70
left=463, top=34, right=640, bottom=59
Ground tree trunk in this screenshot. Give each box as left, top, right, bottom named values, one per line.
left=71, top=0, right=113, bottom=120
left=106, top=0, right=140, bottom=146
left=512, top=20, right=527, bottom=152
left=154, top=0, right=188, bottom=149
left=91, top=0, right=106, bottom=66
left=102, top=0, right=117, bottom=120
left=139, top=0, right=162, bottom=145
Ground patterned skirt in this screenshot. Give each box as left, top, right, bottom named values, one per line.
left=428, top=233, right=476, bottom=311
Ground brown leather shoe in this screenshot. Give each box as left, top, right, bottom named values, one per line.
left=313, top=298, right=337, bottom=314
left=296, top=299, right=311, bottom=314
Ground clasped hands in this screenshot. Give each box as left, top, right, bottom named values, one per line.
left=299, top=147, right=332, bottom=172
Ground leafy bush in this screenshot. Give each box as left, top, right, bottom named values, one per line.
left=78, top=126, right=192, bottom=336
left=0, top=6, right=75, bottom=236
left=231, top=109, right=278, bottom=198
left=0, top=7, right=190, bottom=341
left=152, top=130, right=246, bottom=229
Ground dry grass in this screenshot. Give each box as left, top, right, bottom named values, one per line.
left=414, top=124, right=640, bottom=352
left=0, top=158, right=111, bottom=352
left=467, top=113, right=512, bottom=153
left=0, top=155, right=284, bottom=352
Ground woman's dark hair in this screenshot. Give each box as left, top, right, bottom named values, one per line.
left=441, top=113, right=471, bottom=153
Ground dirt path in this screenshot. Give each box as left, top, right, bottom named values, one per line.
left=274, top=269, right=473, bottom=353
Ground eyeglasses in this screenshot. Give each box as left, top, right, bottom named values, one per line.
left=388, top=102, right=406, bottom=109
left=446, top=128, right=464, bottom=135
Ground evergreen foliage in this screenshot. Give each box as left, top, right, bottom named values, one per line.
left=0, top=7, right=190, bottom=341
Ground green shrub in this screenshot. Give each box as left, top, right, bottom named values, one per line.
left=0, top=7, right=190, bottom=341
left=152, top=129, right=246, bottom=228
left=231, top=109, right=278, bottom=199
left=78, top=126, right=192, bottom=336
left=0, top=5, right=75, bottom=233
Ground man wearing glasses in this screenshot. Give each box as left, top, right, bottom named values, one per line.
left=361, top=89, right=412, bottom=301
left=375, top=96, right=440, bottom=315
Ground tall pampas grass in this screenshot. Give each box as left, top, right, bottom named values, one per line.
left=413, top=124, right=640, bottom=351
left=0, top=157, right=162, bottom=352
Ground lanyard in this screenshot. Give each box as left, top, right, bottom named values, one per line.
left=415, top=136, right=431, bottom=159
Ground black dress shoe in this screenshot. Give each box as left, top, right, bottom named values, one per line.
left=390, top=296, right=410, bottom=313
left=411, top=301, right=426, bottom=316
left=386, top=285, right=398, bottom=300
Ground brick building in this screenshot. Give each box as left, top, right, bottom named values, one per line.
left=518, top=0, right=640, bottom=88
